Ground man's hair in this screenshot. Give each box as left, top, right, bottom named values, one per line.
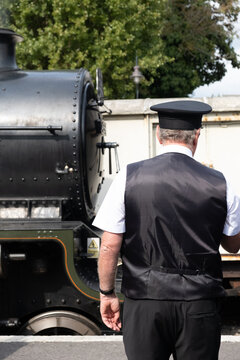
left=158, top=128, right=197, bottom=149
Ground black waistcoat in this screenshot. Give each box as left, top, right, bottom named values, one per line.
left=121, top=153, right=227, bottom=300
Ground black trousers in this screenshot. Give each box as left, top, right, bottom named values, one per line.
left=123, top=297, right=221, bottom=360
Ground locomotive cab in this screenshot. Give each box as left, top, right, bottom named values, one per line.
left=0, top=28, right=119, bottom=335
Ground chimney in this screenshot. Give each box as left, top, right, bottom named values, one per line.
left=0, top=28, right=23, bottom=71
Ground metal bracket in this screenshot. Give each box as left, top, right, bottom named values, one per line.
left=97, top=140, right=120, bottom=174
left=55, top=164, right=74, bottom=175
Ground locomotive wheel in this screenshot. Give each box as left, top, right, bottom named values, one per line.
left=19, top=310, right=101, bottom=335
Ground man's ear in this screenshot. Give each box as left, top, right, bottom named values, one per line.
left=192, top=128, right=201, bottom=154
left=156, top=125, right=162, bottom=144
left=194, top=128, right=201, bottom=144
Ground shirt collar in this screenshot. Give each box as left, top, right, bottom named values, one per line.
left=159, top=144, right=193, bottom=158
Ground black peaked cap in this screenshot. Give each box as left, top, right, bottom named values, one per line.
left=150, top=100, right=212, bottom=130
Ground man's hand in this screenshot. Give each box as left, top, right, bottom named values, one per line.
left=100, top=293, right=121, bottom=332
left=98, top=231, right=123, bottom=331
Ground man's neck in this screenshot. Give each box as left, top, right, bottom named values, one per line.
left=163, top=141, right=193, bottom=154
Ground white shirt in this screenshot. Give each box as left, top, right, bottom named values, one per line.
left=93, top=145, right=240, bottom=237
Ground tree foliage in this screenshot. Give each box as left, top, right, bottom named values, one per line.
left=0, top=0, right=167, bottom=99
left=144, top=0, right=240, bottom=98
left=0, top=0, right=239, bottom=98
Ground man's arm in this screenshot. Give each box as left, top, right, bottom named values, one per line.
left=98, top=231, right=123, bottom=332
left=221, top=178, right=240, bottom=254
left=221, top=233, right=240, bottom=254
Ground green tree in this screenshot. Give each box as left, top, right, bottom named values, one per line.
left=1, top=0, right=167, bottom=99
left=0, top=0, right=15, bottom=27
left=143, top=0, right=240, bottom=98
left=1, top=0, right=239, bottom=98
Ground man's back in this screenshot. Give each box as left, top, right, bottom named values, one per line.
left=122, top=151, right=227, bottom=300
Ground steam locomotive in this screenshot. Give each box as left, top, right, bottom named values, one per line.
left=0, top=28, right=121, bottom=335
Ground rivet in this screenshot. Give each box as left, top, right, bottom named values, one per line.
left=2, top=88, right=6, bottom=91
left=76, top=298, right=81, bottom=304
left=74, top=90, right=78, bottom=93
left=70, top=197, right=73, bottom=201
left=72, top=119, right=76, bottom=122
left=72, top=128, right=76, bottom=131
left=77, top=197, right=80, bottom=200
left=36, top=91, right=40, bottom=94
left=74, top=84, right=78, bottom=88
left=46, top=177, right=49, bottom=181
left=12, top=201, right=16, bottom=205
left=9, top=178, right=13, bottom=182
left=76, top=184, right=79, bottom=187
left=75, top=176, right=78, bottom=180
left=74, top=169, right=78, bottom=172
left=73, top=152, right=76, bottom=156
left=73, top=97, right=77, bottom=100
left=58, top=177, right=61, bottom=180
left=61, top=299, right=66, bottom=304
left=46, top=299, right=51, bottom=305
left=73, top=111, right=76, bottom=114
left=21, top=177, right=25, bottom=181
left=33, top=177, right=37, bottom=181
left=76, top=190, right=80, bottom=194
left=73, top=104, right=76, bottom=107
left=72, top=136, right=76, bottom=139
left=73, top=144, right=76, bottom=148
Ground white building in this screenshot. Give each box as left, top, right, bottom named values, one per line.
left=100, top=96, right=240, bottom=202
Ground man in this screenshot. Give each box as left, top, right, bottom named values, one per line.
left=93, top=100, right=240, bottom=360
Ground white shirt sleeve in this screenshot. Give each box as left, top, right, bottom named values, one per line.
left=92, top=167, right=126, bottom=233
left=223, top=178, right=240, bottom=236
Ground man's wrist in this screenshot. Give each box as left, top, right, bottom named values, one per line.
left=99, top=287, right=115, bottom=295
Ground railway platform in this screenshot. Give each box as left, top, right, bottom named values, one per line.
left=0, top=335, right=239, bottom=360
